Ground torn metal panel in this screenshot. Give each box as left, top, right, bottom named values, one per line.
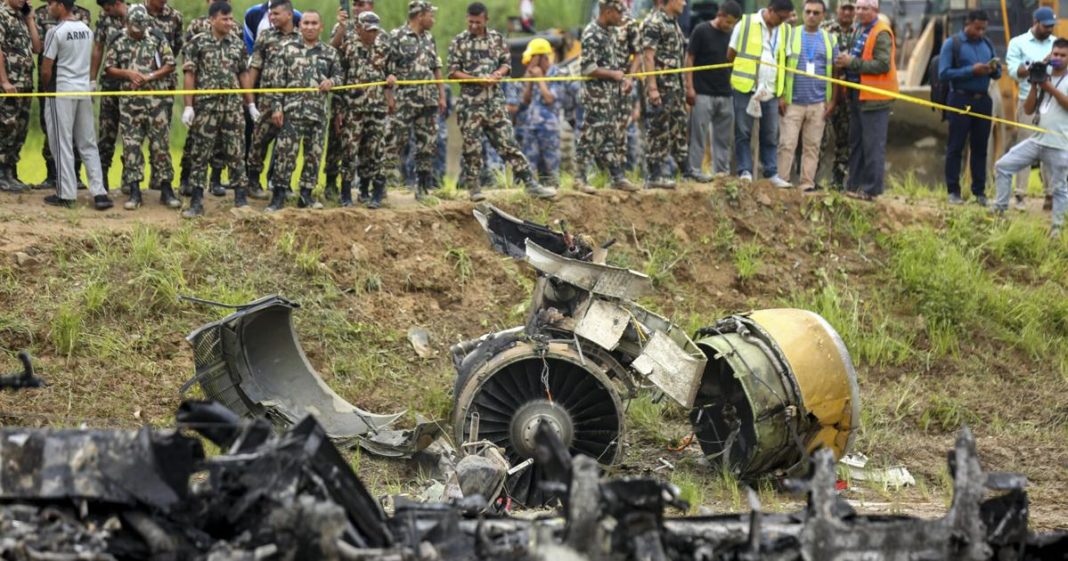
left=0, top=427, right=201, bottom=512
left=525, top=239, right=653, bottom=300
left=473, top=204, right=592, bottom=261
left=631, top=331, right=707, bottom=409
left=184, top=295, right=437, bottom=458
left=574, top=299, right=630, bottom=351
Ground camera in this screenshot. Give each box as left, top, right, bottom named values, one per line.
left=19, top=1, right=30, bottom=16
left=1029, top=61, right=1050, bottom=84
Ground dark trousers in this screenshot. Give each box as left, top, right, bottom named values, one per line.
left=847, top=98, right=890, bottom=196
left=945, top=90, right=993, bottom=197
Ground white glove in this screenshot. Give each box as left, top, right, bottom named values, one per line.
left=89, top=80, right=97, bottom=92
left=182, top=106, right=195, bottom=127
left=247, top=103, right=261, bottom=122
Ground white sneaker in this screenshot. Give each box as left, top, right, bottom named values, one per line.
left=739, top=171, right=753, bottom=182
left=1014, top=195, right=1027, bottom=211
left=769, top=176, right=793, bottom=189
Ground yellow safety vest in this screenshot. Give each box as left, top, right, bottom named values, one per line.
left=730, top=12, right=791, bottom=96
left=783, top=26, right=834, bottom=103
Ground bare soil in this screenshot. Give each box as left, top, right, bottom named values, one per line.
left=1, top=181, right=1066, bottom=529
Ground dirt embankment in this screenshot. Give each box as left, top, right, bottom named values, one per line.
left=2, top=182, right=1066, bottom=527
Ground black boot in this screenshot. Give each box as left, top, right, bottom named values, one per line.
left=368, top=178, right=386, bottom=209
left=179, top=165, right=192, bottom=196
left=160, top=184, right=182, bottom=208
left=340, top=181, right=353, bottom=207
left=100, top=166, right=111, bottom=192
left=415, top=173, right=431, bottom=201
left=182, top=187, right=204, bottom=218
left=248, top=170, right=269, bottom=200
left=0, top=167, right=16, bottom=192
left=123, top=185, right=142, bottom=210
left=35, top=161, right=56, bottom=190
left=324, top=174, right=338, bottom=201
left=234, top=186, right=248, bottom=208
left=357, top=177, right=371, bottom=204
left=210, top=167, right=227, bottom=196
left=297, top=188, right=323, bottom=209
left=265, top=186, right=285, bottom=212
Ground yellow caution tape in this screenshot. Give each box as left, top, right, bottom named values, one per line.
left=1, top=60, right=1051, bottom=135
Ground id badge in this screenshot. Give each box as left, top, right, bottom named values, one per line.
left=805, top=62, right=816, bottom=74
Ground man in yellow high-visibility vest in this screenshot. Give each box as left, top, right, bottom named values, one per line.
left=727, top=0, right=795, bottom=185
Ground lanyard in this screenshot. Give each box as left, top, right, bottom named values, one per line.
left=803, top=30, right=818, bottom=63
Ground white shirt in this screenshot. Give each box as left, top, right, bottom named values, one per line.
left=1035, top=73, right=1068, bottom=150
left=1006, top=30, right=1057, bottom=100
left=729, top=9, right=780, bottom=93
left=520, top=0, right=534, bottom=20
left=43, top=20, right=93, bottom=98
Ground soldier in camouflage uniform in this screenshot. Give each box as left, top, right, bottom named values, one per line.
left=179, top=0, right=239, bottom=197
left=384, top=0, right=446, bottom=200
left=246, top=0, right=299, bottom=199
left=338, top=11, right=390, bottom=208
left=103, top=5, right=177, bottom=210
left=578, top=0, right=638, bottom=192
left=265, top=10, right=338, bottom=212
left=92, top=0, right=124, bottom=192
left=138, top=0, right=181, bottom=192
left=323, top=0, right=374, bottom=201
left=0, top=0, right=40, bottom=192
left=817, top=0, right=854, bottom=191
left=643, top=0, right=708, bottom=187
left=616, top=13, right=644, bottom=179
left=447, top=2, right=554, bottom=201
left=180, top=0, right=254, bottom=218
left=35, top=0, right=90, bottom=190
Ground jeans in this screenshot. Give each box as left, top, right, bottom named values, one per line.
left=733, top=90, right=779, bottom=177
left=688, top=94, right=734, bottom=175
left=994, top=138, right=1068, bottom=226
left=1012, top=98, right=1051, bottom=196
left=847, top=99, right=890, bottom=196
left=945, top=91, right=993, bottom=197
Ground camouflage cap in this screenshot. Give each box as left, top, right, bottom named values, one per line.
left=127, top=5, right=151, bottom=32
left=358, top=10, right=383, bottom=31
left=408, top=0, right=436, bottom=17
left=600, top=0, right=626, bottom=12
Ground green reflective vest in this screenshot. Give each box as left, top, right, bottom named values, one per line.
left=783, top=26, right=834, bottom=104
left=729, top=12, right=790, bottom=96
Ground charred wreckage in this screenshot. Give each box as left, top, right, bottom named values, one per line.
left=1, top=206, right=1066, bottom=559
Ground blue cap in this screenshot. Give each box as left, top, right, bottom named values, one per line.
left=1035, top=7, right=1057, bottom=27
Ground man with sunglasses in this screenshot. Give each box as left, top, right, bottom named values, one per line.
left=1006, top=6, right=1058, bottom=210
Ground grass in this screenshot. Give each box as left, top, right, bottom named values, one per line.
left=732, top=241, right=764, bottom=281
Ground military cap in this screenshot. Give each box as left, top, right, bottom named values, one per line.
left=358, top=11, right=383, bottom=31
left=408, top=0, right=436, bottom=17
left=600, top=0, right=626, bottom=12
left=127, top=5, right=151, bottom=32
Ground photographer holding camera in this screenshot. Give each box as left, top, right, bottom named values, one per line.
left=938, top=9, right=1000, bottom=206
left=993, top=38, right=1068, bottom=237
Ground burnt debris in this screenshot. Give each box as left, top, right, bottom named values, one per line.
left=0, top=405, right=1064, bottom=560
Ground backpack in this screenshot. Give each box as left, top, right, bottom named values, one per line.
left=929, top=34, right=996, bottom=120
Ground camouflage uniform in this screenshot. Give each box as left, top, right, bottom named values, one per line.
left=641, top=7, right=688, bottom=181
left=0, top=2, right=35, bottom=183
left=179, top=14, right=240, bottom=177
left=338, top=31, right=389, bottom=201
left=103, top=26, right=175, bottom=190
left=447, top=27, right=537, bottom=194
left=139, top=3, right=182, bottom=187
left=270, top=40, right=339, bottom=201
left=555, top=55, right=584, bottom=174
left=36, top=3, right=91, bottom=180
left=617, top=15, right=643, bottom=174
left=505, top=66, right=563, bottom=185
left=94, top=13, right=124, bottom=176
left=246, top=27, right=300, bottom=183
left=819, top=18, right=850, bottom=190
left=384, top=23, right=441, bottom=184
left=578, top=19, right=626, bottom=181
left=182, top=29, right=249, bottom=196
left=322, top=23, right=348, bottom=193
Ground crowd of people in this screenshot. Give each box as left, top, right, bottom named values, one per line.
left=1, top=0, right=1066, bottom=228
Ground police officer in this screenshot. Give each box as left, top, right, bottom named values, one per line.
left=338, top=10, right=390, bottom=208
left=265, top=9, right=338, bottom=212
left=447, top=2, right=554, bottom=201
left=246, top=0, right=297, bottom=199
left=577, top=0, right=638, bottom=192
left=514, top=38, right=564, bottom=188
left=102, top=4, right=177, bottom=209
left=0, top=0, right=41, bottom=192
left=180, top=0, right=254, bottom=217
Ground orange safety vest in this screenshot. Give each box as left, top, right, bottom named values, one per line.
left=858, top=19, right=898, bottom=101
